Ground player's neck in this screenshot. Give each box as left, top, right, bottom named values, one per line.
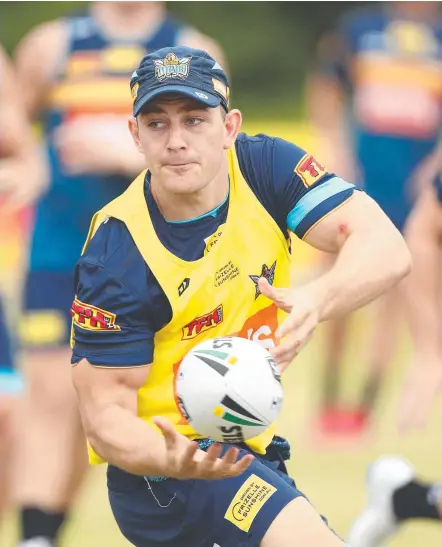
left=151, top=166, right=229, bottom=223
left=91, top=3, right=166, bottom=42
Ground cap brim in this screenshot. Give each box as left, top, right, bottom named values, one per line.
left=133, top=85, right=222, bottom=116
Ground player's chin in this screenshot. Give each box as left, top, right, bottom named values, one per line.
left=165, top=170, right=207, bottom=194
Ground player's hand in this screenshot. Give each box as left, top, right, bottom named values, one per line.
left=0, top=158, right=48, bottom=213
left=258, top=278, right=320, bottom=371
left=54, top=116, right=138, bottom=176
left=397, top=355, right=442, bottom=432
left=153, top=416, right=254, bottom=480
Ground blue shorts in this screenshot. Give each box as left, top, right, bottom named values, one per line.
left=108, top=443, right=324, bottom=547
left=21, top=270, right=74, bottom=348
left=0, top=297, right=22, bottom=394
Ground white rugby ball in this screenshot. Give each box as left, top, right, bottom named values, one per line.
left=176, top=336, right=283, bottom=443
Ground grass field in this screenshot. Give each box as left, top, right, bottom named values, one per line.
left=1, top=121, right=442, bottom=546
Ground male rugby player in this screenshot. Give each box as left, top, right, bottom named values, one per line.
left=348, top=171, right=442, bottom=547
left=308, top=1, right=442, bottom=436
left=0, top=43, right=46, bottom=521
left=71, top=46, right=411, bottom=547
left=13, top=3, right=226, bottom=545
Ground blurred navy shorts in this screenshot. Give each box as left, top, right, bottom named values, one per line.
left=21, top=270, right=75, bottom=348
left=107, top=442, right=314, bottom=547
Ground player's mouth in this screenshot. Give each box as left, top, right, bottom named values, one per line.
left=164, top=162, right=197, bottom=171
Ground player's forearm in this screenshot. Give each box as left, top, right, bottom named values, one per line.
left=85, top=404, right=171, bottom=475
left=313, top=226, right=411, bottom=322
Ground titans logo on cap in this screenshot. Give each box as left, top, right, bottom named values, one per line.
left=130, top=46, right=230, bottom=116
left=153, top=53, right=192, bottom=82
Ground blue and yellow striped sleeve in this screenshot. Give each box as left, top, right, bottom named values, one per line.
left=265, top=137, right=355, bottom=238
left=287, top=176, right=355, bottom=239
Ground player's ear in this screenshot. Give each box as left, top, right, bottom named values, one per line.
left=128, top=117, right=144, bottom=154
left=223, top=108, right=242, bottom=150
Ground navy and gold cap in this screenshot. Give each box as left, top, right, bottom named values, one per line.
left=130, top=46, right=230, bottom=116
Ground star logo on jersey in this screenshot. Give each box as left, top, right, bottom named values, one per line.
left=249, top=261, right=276, bottom=299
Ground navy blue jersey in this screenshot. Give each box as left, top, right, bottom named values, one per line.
left=72, top=133, right=354, bottom=366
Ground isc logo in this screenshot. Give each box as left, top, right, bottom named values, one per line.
left=182, top=305, right=223, bottom=340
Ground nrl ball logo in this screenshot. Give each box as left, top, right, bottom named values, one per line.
left=153, top=53, right=191, bottom=81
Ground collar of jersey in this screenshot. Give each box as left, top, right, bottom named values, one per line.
left=144, top=172, right=230, bottom=225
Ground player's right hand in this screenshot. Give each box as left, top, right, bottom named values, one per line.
left=153, top=416, right=254, bottom=480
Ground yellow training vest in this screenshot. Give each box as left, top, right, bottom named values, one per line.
left=82, top=147, right=291, bottom=464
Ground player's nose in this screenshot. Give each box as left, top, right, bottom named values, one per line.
left=166, top=124, right=187, bottom=151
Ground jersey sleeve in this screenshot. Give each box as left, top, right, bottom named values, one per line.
left=271, top=137, right=355, bottom=239
left=71, top=218, right=157, bottom=368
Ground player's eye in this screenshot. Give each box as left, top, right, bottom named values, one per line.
left=148, top=120, right=166, bottom=129
left=186, top=117, right=203, bottom=126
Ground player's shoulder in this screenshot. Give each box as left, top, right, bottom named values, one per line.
left=19, top=17, right=68, bottom=47
left=234, top=132, right=274, bottom=163
left=78, top=217, right=146, bottom=291
left=235, top=132, right=312, bottom=179
left=15, top=17, right=68, bottom=76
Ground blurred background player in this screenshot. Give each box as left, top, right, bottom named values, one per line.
left=347, top=164, right=442, bottom=547
left=0, top=43, right=46, bottom=525
left=12, top=2, right=226, bottom=546
left=308, top=1, right=442, bottom=437
left=347, top=456, right=442, bottom=547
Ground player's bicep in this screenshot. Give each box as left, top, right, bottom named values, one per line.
left=303, top=190, right=398, bottom=253
left=71, top=260, right=155, bottom=367
left=258, top=134, right=357, bottom=236
left=286, top=170, right=355, bottom=240
left=72, top=358, right=151, bottom=432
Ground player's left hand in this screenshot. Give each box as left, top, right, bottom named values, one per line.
left=258, top=278, right=321, bottom=371
left=153, top=416, right=254, bottom=480
left=397, top=355, right=442, bottom=432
